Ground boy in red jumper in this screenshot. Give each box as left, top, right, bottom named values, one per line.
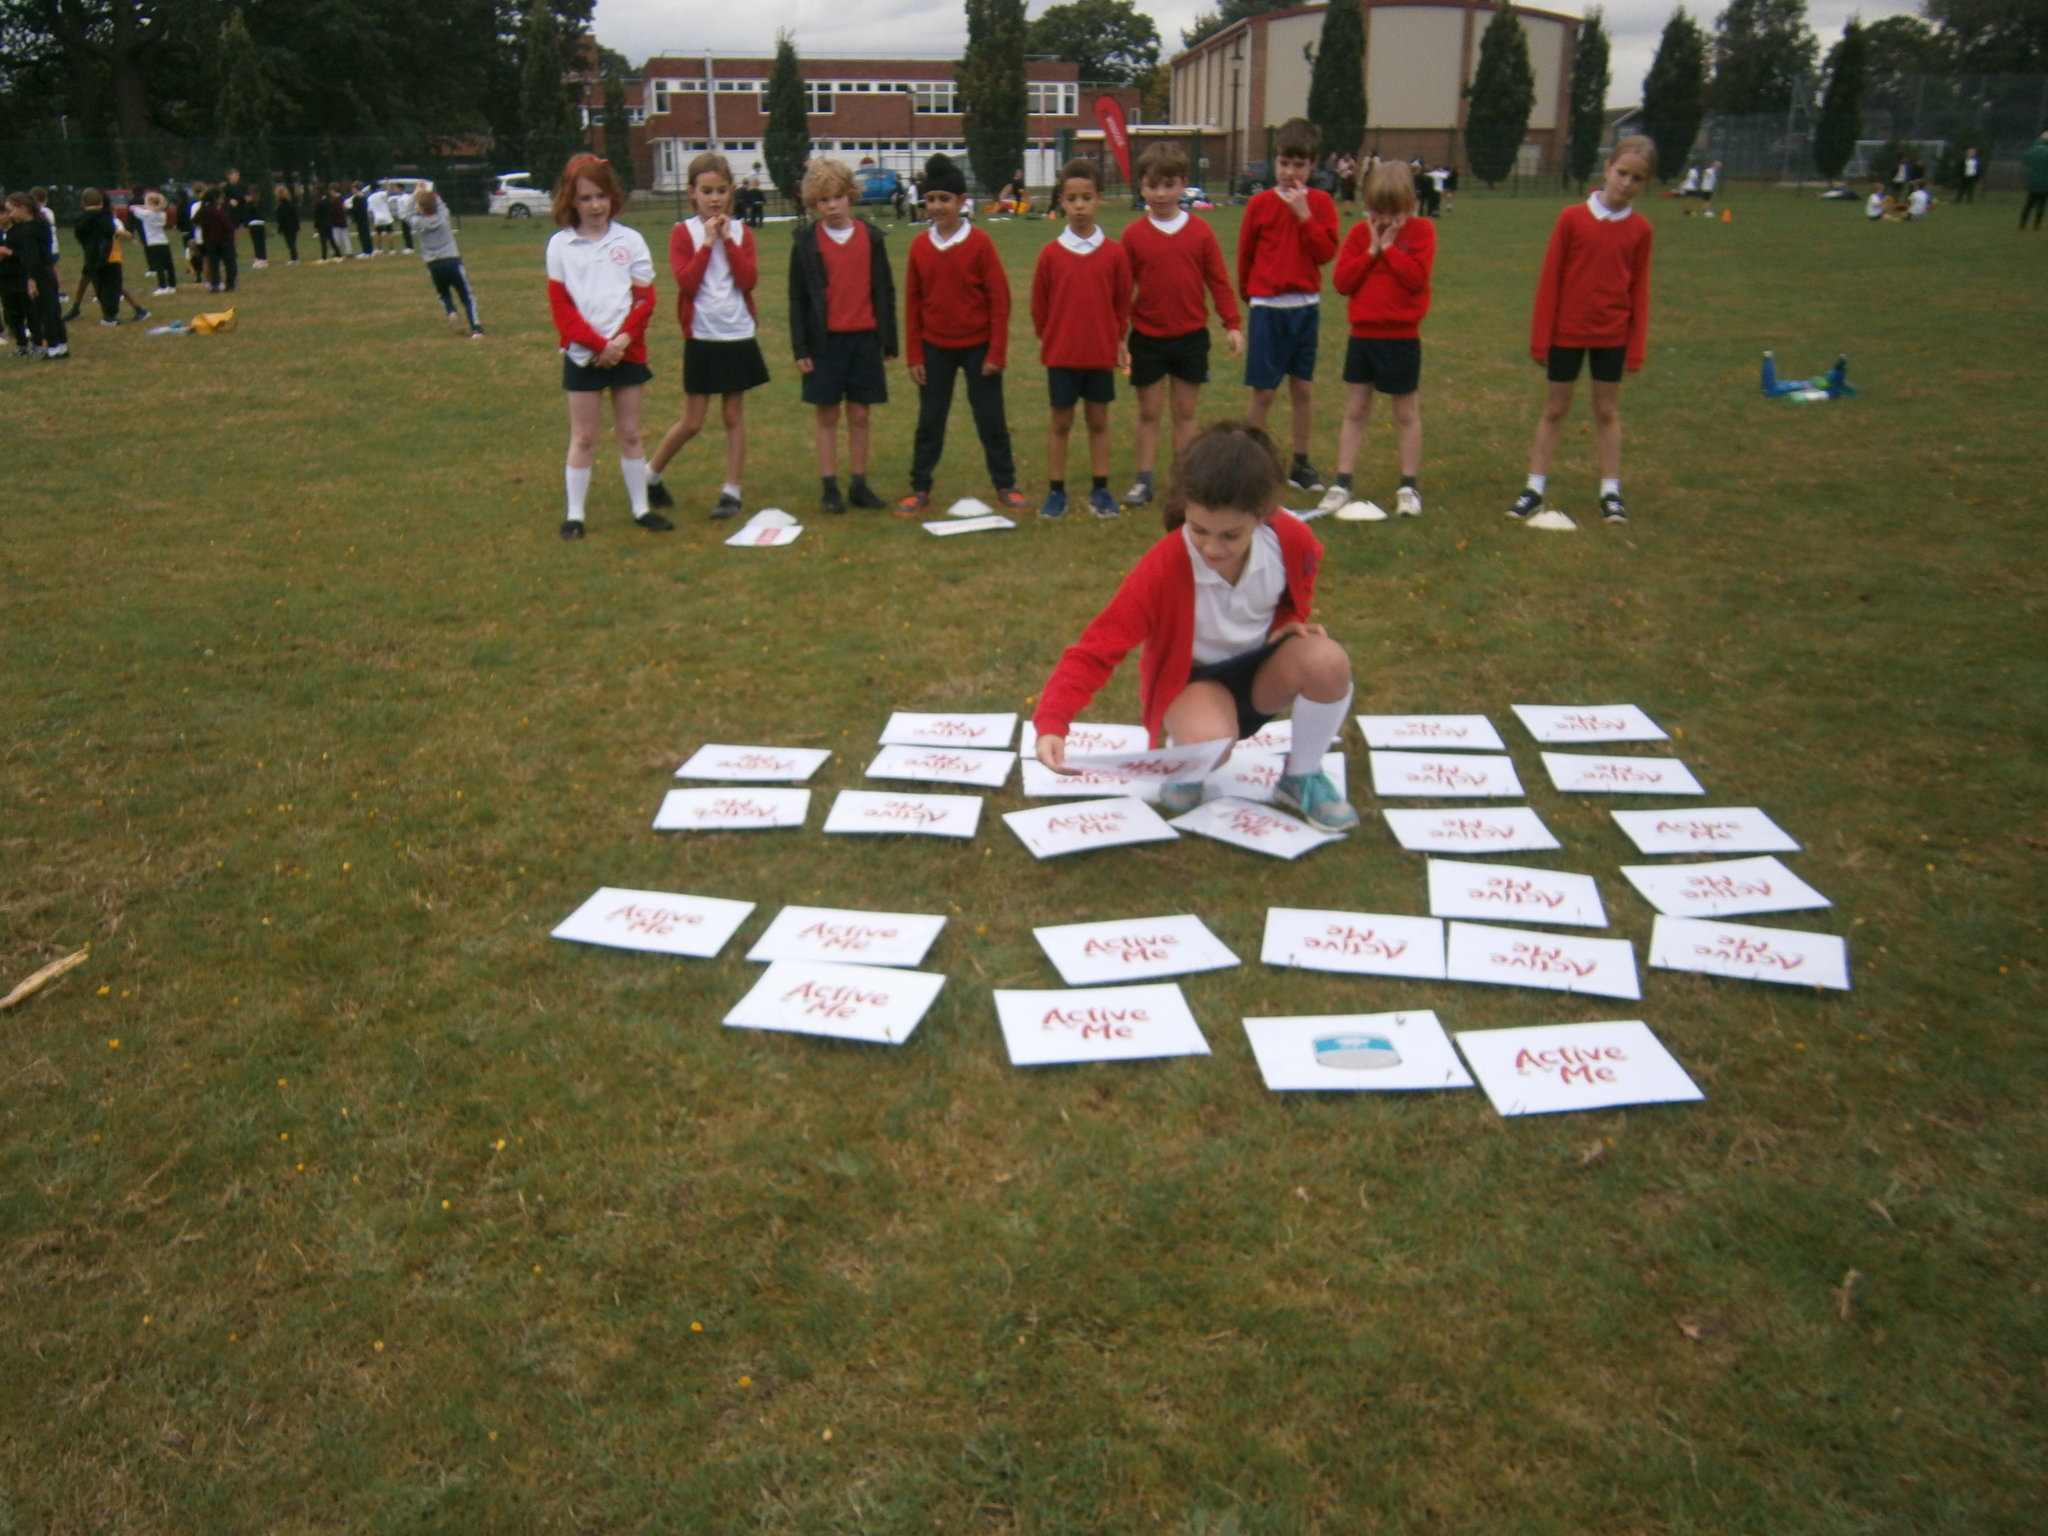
left=1237, top=118, right=1339, bottom=496
left=1030, top=158, right=1132, bottom=519
left=1326, top=159, right=1435, bottom=521
left=790, top=158, right=897, bottom=516
left=896, top=153, right=1030, bottom=516
left=1508, top=136, right=1657, bottom=531
left=1118, top=142, right=1242, bottom=507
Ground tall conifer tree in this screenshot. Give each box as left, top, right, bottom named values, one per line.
left=1306, top=0, right=1367, bottom=165
left=1641, top=8, right=1709, bottom=180
left=1465, top=1, right=1537, bottom=186
left=1812, top=18, right=1866, bottom=183
left=762, top=31, right=811, bottom=208
left=1566, top=8, right=1612, bottom=185
left=959, top=0, right=1028, bottom=196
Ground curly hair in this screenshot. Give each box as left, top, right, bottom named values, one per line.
left=1161, top=422, right=1286, bottom=530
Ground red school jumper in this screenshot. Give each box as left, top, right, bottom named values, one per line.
left=668, top=221, right=759, bottom=336
left=1033, top=511, right=1324, bottom=747
left=904, top=224, right=1010, bottom=369
left=1235, top=186, right=1339, bottom=301
left=1121, top=214, right=1240, bottom=338
left=1030, top=235, right=1132, bottom=369
left=820, top=222, right=877, bottom=333
left=1529, top=202, right=1653, bottom=371
left=1332, top=216, right=1435, bottom=337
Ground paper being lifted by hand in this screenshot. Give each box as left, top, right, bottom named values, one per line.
left=1061, top=738, right=1233, bottom=785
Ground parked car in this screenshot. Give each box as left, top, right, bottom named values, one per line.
left=856, top=167, right=902, bottom=206
left=1235, top=160, right=1339, bottom=198
left=488, top=173, right=551, bottom=218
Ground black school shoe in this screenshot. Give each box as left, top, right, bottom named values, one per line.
left=1600, top=493, right=1629, bottom=524
left=1287, top=462, right=1325, bottom=494
left=711, top=493, right=743, bottom=520
left=1504, top=489, right=1544, bottom=520
left=645, top=478, right=676, bottom=510
left=846, top=483, right=885, bottom=510
left=559, top=519, right=586, bottom=540
left=821, top=485, right=847, bottom=516
left=636, top=510, right=676, bottom=532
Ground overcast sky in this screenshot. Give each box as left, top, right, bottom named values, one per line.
left=592, top=0, right=1916, bottom=105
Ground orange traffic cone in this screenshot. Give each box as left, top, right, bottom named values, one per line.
left=1721, top=209, right=1732, bottom=222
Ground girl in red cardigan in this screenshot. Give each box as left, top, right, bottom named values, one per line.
left=1327, top=159, right=1436, bottom=521
left=644, top=152, right=770, bottom=522
left=1033, top=423, right=1359, bottom=832
left=544, top=155, right=666, bottom=541
left=1508, top=136, right=1657, bottom=531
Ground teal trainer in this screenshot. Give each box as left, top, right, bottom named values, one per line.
left=1274, top=769, right=1359, bottom=832
left=1158, top=781, right=1205, bottom=815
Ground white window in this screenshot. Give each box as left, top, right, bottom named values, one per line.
left=629, top=108, right=646, bottom=125
left=912, top=81, right=958, bottom=115
left=1026, top=83, right=1078, bottom=117
left=805, top=80, right=834, bottom=114
left=651, top=79, right=677, bottom=113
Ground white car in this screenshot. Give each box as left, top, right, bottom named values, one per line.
left=489, top=173, right=552, bottom=218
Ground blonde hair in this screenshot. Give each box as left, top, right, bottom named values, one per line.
left=1611, top=135, right=1658, bottom=173
left=1362, top=159, right=1417, bottom=215
left=801, top=158, right=856, bottom=207
left=687, top=152, right=733, bottom=190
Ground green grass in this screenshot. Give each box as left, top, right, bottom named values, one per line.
left=3, top=186, right=2044, bottom=1534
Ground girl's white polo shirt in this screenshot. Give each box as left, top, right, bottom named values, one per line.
left=546, top=221, right=656, bottom=364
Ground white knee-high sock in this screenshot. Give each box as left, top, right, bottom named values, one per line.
left=1288, top=685, right=1353, bottom=776
left=621, top=456, right=650, bottom=515
left=565, top=464, right=591, bottom=521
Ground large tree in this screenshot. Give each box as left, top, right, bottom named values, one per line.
left=214, top=8, right=277, bottom=172
left=517, top=0, right=580, bottom=180
left=1465, top=1, right=1536, bottom=187
left=1565, top=6, right=1611, bottom=185
left=1709, top=0, right=1817, bottom=115
left=959, top=0, right=1027, bottom=196
left=601, top=60, right=633, bottom=192
left=761, top=30, right=809, bottom=205
left=1181, top=0, right=1285, bottom=50
left=1811, top=17, right=1866, bottom=183
left=1305, top=0, right=1366, bottom=164
left=1641, top=8, right=1709, bottom=181
left=1924, top=0, right=2048, bottom=75
left=1025, top=0, right=1159, bottom=86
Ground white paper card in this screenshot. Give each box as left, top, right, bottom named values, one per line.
left=924, top=514, right=1015, bottom=536
left=1019, top=758, right=1161, bottom=800
left=1168, top=798, right=1345, bottom=860
left=1237, top=719, right=1292, bottom=753
left=1243, top=1011, right=1475, bottom=1092
left=1260, top=907, right=1447, bottom=979
left=1512, top=704, right=1669, bottom=744
left=822, top=789, right=984, bottom=839
left=1445, top=922, right=1641, bottom=1000
left=993, top=983, right=1211, bottom=1066
left=724, top=522, right=803, bottom=547
left=1021, top=721, right=1150, bottom=758
left=1621, top=856, right=1830, bottom=918
left=1649, top=915, right=1851, bottom=990
left=1202, top=751, right=1347, bottom=806
left=676, top=743, right=832, bottom=783
left=746, top=905, right=947, bottom=968
left=1002, top=797, right=1179, bottom=858
left=1064, top=738, right=1232, bottom=786
left=551, top=886, right=755, bottom=958
left=1541, top=753, right=1705, bottom=795
left=1428, top=859, right=1608, bottom=928
left=654, top=787, right=810, bottom=830
left=1382, top=806, right=1563, bottom=854
left=1611, top=807, right=1801, bottom=855
left=1455, top=1020, right=1703, bottom=1116
left=1357, top=714, right=1507, bottom=751
left=1370, top=751, right=1525, bottom=798
left=866, top=743, right=1016, bottom=789
left=1032, top=914, right=1240, bottom=986
left=878, top=711, right=1018, bottom=749
left=723, top=959, right=945, bottom=1045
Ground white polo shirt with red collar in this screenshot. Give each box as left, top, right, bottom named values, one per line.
left=545, top=220, right=657, bottom=365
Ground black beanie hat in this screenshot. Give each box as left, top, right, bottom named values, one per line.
left=923, top=153, right=968, bottom=197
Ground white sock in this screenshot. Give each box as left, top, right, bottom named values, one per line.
left=1288, top=686, right=1353, bottom=777
left=621, top=456, right=650, bottom=516
left=1600, top=478, right=1621, bottom=499
left=722, top=482, right=742, bottom=501
left=565, top=465, right=591, bottom=521
left=645, top=466, right=663, bottom=485
left=1526, top=473, right=1546, bottom=495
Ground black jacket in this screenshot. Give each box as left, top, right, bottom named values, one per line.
left=788, top=216, right=897, bottom=362
left=73, top=207, right=116, bottom=270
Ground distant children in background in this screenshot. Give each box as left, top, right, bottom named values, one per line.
left=224, top=169, right=267, bottom=267
left=31, top=188, right=61, bottom=306
left=1, top=191, right=67, bottom=358
left=392, top=182, right=416, bottom=252
left=896, top=152, right=1027, bottom=516
left=1906, top=181, right=1933, bottom=219
left=406, top=188, right=482, bottom=338
left=1701, top=162, right=1721, bottom=207
left=367, top=181, right=396, bottom=253
left=543, top=153, right=667, bottom=540
left=789, top=157, right=897, bottom=516
left=1507, top=134, right=1657, bottom=532
left=197, top=187, right=239, bottom=292
left=1958, top=147, right=1981, bottom=202
left=273, top=184, right=300, bottom=264
left=135, top=191, right=177, bottom=292
left=1237, top=117, right=1339, bottom=497
left=65, top=189, right=148, bottom=325
left=1031, top=157, right=1131, bottom=518
left=1031, top=422, right=1359, bottom=833
left=1866, top=183, right=1894, bottom=221
left=320, top=184, right=349, bottom=261
left=1328, top=158, right=1433, bottom=521
left=648, top=151, right=770, bottom=521
left=349, top=182, right=373, bottom=258
left=1118, top=141, right=1242, bottom=508
left=2022, top=132, right=2048, bottom=231
left=183, top=187, right=206, bottom=282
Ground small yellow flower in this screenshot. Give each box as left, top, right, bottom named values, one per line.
left=737, top=1375, right=752, bottom=1387
left=97, top=985, right=110, bottom=996
left=488, top=1430, right=499, bottom=1441
left=142, top=1315, right=152, bottom=1325
left=823, top=1428, right=834, bottom=1442
left=494, top=1139, right=506, bottom=1151
left=279, top=1132, right=290, bottom=1141
left=440, top=1199, right=451, bottom=1210
left=373, top=1340, right=385, bottom=1352
left=690, top=1321, right=703, bottom=1333
left=533, top=1264, right=542, bottom=1273
left=108, top=1039, right=120, bottom=1050
left=278, top=1078, right=287, bottom=1087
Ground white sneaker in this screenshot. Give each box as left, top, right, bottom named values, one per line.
left=1525, top=509, right=1578, bottom=531
left=252, top=259, right=268, bottom=268
left=1335, top=500, right=1388, bottom=522
left=1315, top=485, right=1349, bottom=516
left=1395, top=486, right=1423, bottom=517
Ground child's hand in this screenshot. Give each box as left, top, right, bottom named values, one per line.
left=704, top=213, right=729, bottom=243
left=796, top=356, right=814, bottom=374
left=1036, top=734, right=1079, bottom=775
left=1269, top=620, right=1328, bottom=642
left=1225, top=327, right=1245, bottom=358
left=1117, top=342, right=1132, bottom=372
left=981, top=357, right=1001, bottom=377
left=596, top=334, right=629, bottom=367
left=908, top=361, right=926, bottom=386
left=1278, top=184, right=1311, bottom=221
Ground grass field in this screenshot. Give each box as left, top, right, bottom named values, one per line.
left=3, top=183, right=2044, bottom=1534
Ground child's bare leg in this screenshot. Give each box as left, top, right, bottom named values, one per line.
left=1133, top=380, right=1166, bottom=474
left=1390, top=390, right=1422, bottom=478
left=1338, top=383, right=1374, bottom=476
left=846, top=401, right=871, bottom=476
left=1169, top=378, right=1203, bottom=452
left=1286, top=374, right=1314, bottom=456
left=1254, top=634, right=1356, bottom=792
left=650, top=393, right=710, bottom=475
left=1246, top=386, right=1277, bottom=428
left=1084, top=400, right=1111, bottom=477
left=1528, top=379, right=1576, bottom=477
left=721, top=393, right=746, bottom=485
left=1047, top=405, right=1075, bottom=481
left=1163, top=681, right=1240, bottom=751
left=814, top=403, right=841, bottom=478
left=611, top=385, right=646, bottom=457
left=566, top=391, right=604, bottom=469
left=1590, top=380, right=1622, bottom=481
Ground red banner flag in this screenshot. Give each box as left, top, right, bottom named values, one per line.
left=1093, top=96, right=1133, bottom=186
